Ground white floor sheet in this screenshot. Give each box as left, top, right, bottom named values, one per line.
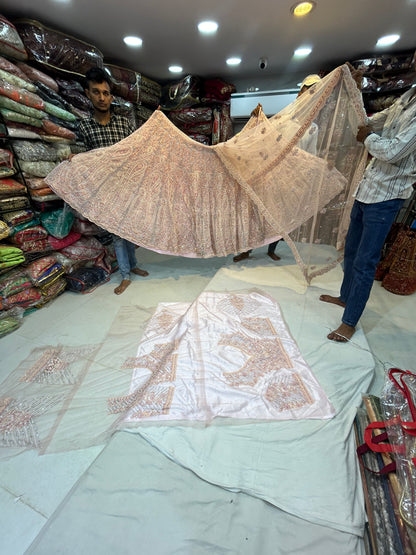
left=1, top=244, right=415, bottom=554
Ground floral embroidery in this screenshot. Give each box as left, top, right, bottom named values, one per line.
left=108, top=342, right=178, bottom=416
left=264, top=373, right=313, bottom=411
left=220, top=330, right=293, bottom=388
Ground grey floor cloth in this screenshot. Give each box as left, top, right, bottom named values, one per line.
left=26, top=431, right=364, bottom=555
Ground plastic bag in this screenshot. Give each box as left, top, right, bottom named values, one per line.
left=65, top=266, right=109, bottom=293
left=40, top=205, right=74, bottom=239
left=0, top=15, right=27, bottom=60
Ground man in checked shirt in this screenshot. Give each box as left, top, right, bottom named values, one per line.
left=74, top=67, right=149, bottom=295
left=320, top=72, right=416, bottom=342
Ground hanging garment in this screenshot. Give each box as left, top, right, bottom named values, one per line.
left=45, top=64, right=367, bottom=282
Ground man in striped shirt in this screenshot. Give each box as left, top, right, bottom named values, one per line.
left=320, top=82, right=416, bottom=341
left=77, top=68, right=149, bottom=295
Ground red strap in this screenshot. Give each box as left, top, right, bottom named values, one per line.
left=364, top=419, right=405, bottom=454
left=356, top=437, right=397, bottom=475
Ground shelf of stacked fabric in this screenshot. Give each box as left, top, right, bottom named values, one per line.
left=161, top=75, right=235, bottom=144
left=350, top=49, right=416, bottom=113
left=104, top=63, right=161, bottom=107
left=104, top=63, right=161, bottom=129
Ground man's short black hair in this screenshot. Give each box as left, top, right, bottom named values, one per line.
left=84, top=67, right=112, bottom=89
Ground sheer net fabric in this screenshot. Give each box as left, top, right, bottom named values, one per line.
left=45, top=64, right=366, bottom=282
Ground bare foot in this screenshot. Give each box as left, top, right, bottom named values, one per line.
left=327, top=323, right=355, bottom=342
left=319, top=294, right=346, bottom=308
left=131, top=267, right=149, bottom=277
left=114, top=279, right=131, bottom=295
left=267, top=252, right=281, bottom=261
left=233, top=251, right=251, bottom=263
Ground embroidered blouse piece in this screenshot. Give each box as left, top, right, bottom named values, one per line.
left=46, top=65, right=367, bottom=282
left=110, top=291, right=335, bottom=422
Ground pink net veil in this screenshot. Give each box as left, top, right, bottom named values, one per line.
left=45, top=63, right=367, bottom=282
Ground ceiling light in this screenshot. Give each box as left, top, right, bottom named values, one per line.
left=169, top=65, right=183, bottom=73
left=376, top=34, right=400, bottom=47
left=123, top=36, right=143, bottom=47
left=291, top=1, right=316, bottom=16
left=294, top=47, right=312, bottom=57
left=198, top=21, right=218, bottom=34
left=226, top=57, right=242, bottom=66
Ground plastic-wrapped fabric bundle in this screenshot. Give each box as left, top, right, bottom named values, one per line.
left=0, top=56, right=29, bottom=81
left=202, top=78, right=236, bottom=102
left=15, top=19, right=104, bottom=77
left=59, top=236, right=106, bottom=266
left=10, top=217, right=40, bottom=236
left=41, top=119, right=77, bottom=141
left=169, top=107, right=212, bottom=126
left=56, top=77, right=91, bottom=112
left=19, top=160, right=57, bottom=178
left=11, top=140, right=59, bottom=162
left=0, top=285, right=42, bottom=309
left=365, top=95, right=398, bottom=112
left=0, top=147, right=15, bottom=178
left=351, top=51, right=416, bottom=74
left=25, top=255, right=56, bottom=281
left=65, top=266, right=109, bottom=293
left=0, top=95, right=46, bottom=121
left=29, top=186, right=55, bottom=197
left=16, top=61, right=59, bottom=92
left=0, top=78, right=44, bottom=110
left=1, top=208, right=33, bottom=226
left=161, top=75, right=202, bottom=110
left=11, top=224, right=48, bottom=246
left=40, top=206, right=74, bottom=239
left=0, top=219, right=9, bottom=240
left=104, top=64, right=161, bottom=107
left=48, top=230, right=81, bottom=251
left=1, top=109, right=43, bottom=128
left=0, top=196, right=30, bottom=213
left=0, top=178, right=26, bottom=196
left=43, top=100, right=77, bottom=123
left=35, top=276, right=66, bottom=305
left=34, top=80, right=71, bottom=111
left=28, top=260, right=65, bottom=289
left=0, top=309, right=23, bottom=336
left=0, top=15, right=27, bottom=60
left=220, top=104, right=233, bottom=143
left=186, top=132, right=210, bottom=145
left=5, top=125, right=41, bottom=139
left=52, top=251, right=82, bottom=273
left=0, top=245, right=25, bottom=269
left=0, top=268, right=32, bottom=298
left=136, top=104, right=154, bottom=123
left=0, top=68, right=36, bottom=93
left=30, top=191, right=60, bottom=202
left=14, top=237, right=51, bottom=254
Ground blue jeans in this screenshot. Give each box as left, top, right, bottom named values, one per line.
left=112, top=234, right=137, bottom=280
left=340, top=198, right=404, bottom=327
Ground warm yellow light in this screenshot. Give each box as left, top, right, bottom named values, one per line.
left=291, top=2, right=315, bottom=16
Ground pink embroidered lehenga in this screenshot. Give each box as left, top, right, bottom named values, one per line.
left=45, top=64, right=367, bottom=282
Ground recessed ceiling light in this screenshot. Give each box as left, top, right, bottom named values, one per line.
left=226, top=57, right=242, bottom=66
left=169, top=65, right=183, bottom=73
left=294, top=47, right=312, bottom=57
left=291, top=1, right=316, bottom=16
left=198, top=21, right=218, bottom=34
left=123, top=36, right=143, bottom=47
left=376, top=34, right=400, bottom=47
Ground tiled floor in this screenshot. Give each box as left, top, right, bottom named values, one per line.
left=0, top=244, right=415, bottom=553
